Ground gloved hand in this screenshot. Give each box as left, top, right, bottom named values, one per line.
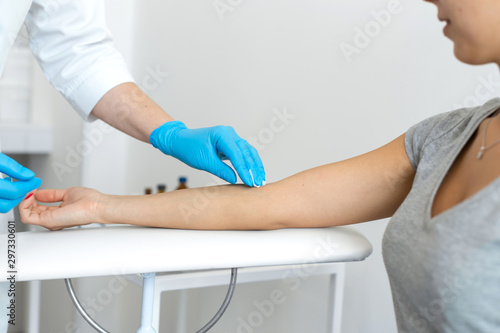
left=0, top=153, right=42, bottom=213
left=150, top=121, right=265, bottom=187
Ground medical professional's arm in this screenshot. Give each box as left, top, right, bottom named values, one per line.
left=91, top=83, right=265, bottom=186
left=20, top=134, right=415, bottom=230
left=90, top=82, right=173, bottom=142
left=25, top=0, right=264, bottom=186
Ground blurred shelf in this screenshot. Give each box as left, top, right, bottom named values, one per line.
left=0, top=124, right=53, bottom=154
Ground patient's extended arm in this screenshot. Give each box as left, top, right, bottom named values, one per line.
left=19, top=134, right=415, bottom=231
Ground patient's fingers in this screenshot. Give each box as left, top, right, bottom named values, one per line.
left=19, top=187, right=100, bottom=230
left=34, top=189, right=67, bottom=203
left=19, top=190, right=36, bottom=207
left=19, top=192, right=41, bottom=224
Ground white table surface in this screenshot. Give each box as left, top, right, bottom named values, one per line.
left=12, top=225, right=372, bottom=281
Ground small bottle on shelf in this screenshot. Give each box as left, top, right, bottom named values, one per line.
left=144, top=187, right=152, bottom=195
left=157, top=184, right=167, bottom=193
left=176, top=177, right=188, bottom=190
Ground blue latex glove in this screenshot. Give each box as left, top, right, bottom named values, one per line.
left=150, top=121, right=265, bottom=187
left=0, top=153, right=42, bottom=213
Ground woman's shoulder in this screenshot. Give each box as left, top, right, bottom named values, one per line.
left=410, top=98, right=500, bottom=144
left=405, top=98, right=500, bottom=168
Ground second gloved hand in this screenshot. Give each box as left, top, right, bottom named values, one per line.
left=0, top=153, right=42, bottom=213
left=150, top=121, right=265, bottom=187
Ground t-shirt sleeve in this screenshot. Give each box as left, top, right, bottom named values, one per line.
left=404, top=108, right=473, bottom=170
left=25, top=0, right=135, bottom=121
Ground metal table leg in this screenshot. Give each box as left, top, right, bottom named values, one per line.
left=137, top=273, right=157, bottom=333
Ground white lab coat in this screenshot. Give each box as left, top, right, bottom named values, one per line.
left=0, top=1, right=135, bottom=331
left=0, top=0, right=135, bottom=120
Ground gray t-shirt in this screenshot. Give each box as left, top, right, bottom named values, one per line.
left=382, top=98, right=500, bottom=333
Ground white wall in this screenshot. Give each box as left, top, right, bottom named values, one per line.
left=31, top=0, right=500, bottom=332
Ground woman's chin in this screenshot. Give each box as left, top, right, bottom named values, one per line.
left=453, top=46, right=492, bottom=66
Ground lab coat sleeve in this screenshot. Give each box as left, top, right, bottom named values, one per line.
left=0, top=0, right=32, bottom=76
left=24, top=0, right=135, bottom=121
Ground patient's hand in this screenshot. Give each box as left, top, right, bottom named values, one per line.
left=19, top=187, right=103, bottom=230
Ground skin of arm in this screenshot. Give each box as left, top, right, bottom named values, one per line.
left=90, top=82, right=174, bottom=142
left=19, top=134, right=415, bottom=231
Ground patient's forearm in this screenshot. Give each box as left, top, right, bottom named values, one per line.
left=99, top=185, right=279, bottom=229
left=97, top=134, right=414, bottom=230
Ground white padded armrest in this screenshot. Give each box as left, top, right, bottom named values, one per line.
left=12, top=225, right=372, bottom=281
